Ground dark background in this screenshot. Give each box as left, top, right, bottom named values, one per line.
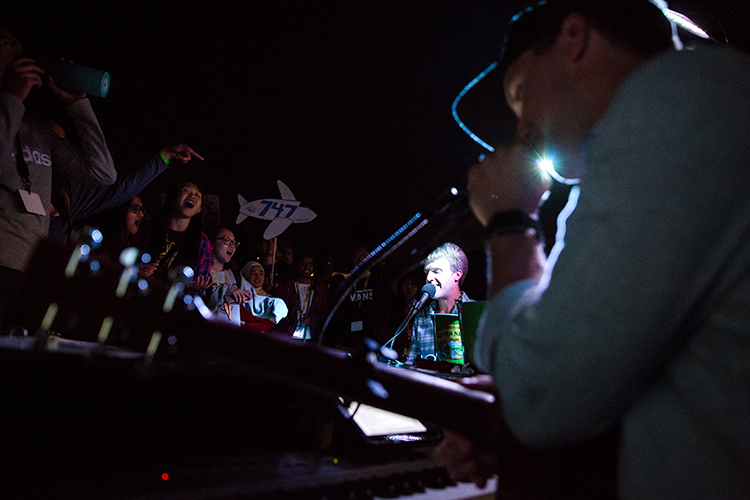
left=5, top=0, right=750, bottom=290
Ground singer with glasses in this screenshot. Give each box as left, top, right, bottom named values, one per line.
left=404, top=242, right=472, bottom=365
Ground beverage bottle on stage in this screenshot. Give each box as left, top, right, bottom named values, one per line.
left=434, top=313, right=464, bottom=364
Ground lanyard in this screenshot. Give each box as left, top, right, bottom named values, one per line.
left=210, top=267, right=232, bottom=321
left=295, top=281, right=312, bottom=322
left=210, top=267, right=229, bottom=285
left=14, top=135, right=31, bottom=193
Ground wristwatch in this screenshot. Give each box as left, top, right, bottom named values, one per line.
left=484, top=210, right=543, bottom=241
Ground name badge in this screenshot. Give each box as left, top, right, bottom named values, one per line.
left=19, top=190, right=46, bottom=216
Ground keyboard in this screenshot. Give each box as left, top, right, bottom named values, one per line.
left=112, top=449, right=497, bottom=500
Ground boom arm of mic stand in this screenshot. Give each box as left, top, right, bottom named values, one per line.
left=317, top=189, right=470, bottom=346
left=383, top=303, right=417, bottom=351
left=317, top=211, right=427, bottom=345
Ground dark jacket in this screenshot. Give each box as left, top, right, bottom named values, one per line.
left=271, top=279, right=329, bottom=340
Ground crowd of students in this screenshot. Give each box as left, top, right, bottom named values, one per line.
left=0, top=23, right=453, bottom=356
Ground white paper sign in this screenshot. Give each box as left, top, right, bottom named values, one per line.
left=236, top=180, right=317, bottom=240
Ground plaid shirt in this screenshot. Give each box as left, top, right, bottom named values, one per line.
left=405, top=291, right=472, bottom=363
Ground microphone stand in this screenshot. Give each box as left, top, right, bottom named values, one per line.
left=380, top=301, right=418, bottom=357
left=317, top=188, right=471, bottom=347
left=382, top=282, right=436, bottom=356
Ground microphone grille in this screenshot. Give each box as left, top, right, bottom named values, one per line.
left=422, top=284, right=436, bottom=298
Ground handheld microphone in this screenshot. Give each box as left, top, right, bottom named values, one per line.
left=36, top=57, right=110, bottom=98
left=413, top=284, right=436, bottom=313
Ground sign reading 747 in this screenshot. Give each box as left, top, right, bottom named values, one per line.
left=257, top=200, right=299, bottom=219
left=236, top=180, right=317, bottom=240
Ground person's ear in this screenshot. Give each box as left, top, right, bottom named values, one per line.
left=559, top=12, right=590, bottom=62
left=454, top=270, right=463, bottom=283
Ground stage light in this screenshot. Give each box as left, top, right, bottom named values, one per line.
left=535, top=155, right=580, bottom=185
left=538, top=158, right=555, bottom=177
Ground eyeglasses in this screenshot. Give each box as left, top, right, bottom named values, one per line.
left=128, top=204, right=144, bottom=215
left=217, top=237, right=240, bottom=248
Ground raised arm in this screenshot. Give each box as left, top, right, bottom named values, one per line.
left=468, top=142, right=550, bottom=292
left=45, top=75, right=116, bottom=186
left=0, top=57, right=43, bottom=161
left=65, top=144, right=204, bottom=224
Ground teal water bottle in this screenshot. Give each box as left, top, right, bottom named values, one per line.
left=38, top=57, right=110, bottom=98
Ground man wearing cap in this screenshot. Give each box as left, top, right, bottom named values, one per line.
left=438, top=1, right=750, bottom=498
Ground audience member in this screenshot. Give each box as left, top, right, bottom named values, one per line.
left=97, top=196, right=146, bottom=261
left=325, top=245, right=389, bottom=348
left=314, top=250, right=336, bottom=291
left=204, top=226, right=252, bottom=324
left=272, top=254, right=328, bottom=341
left=138, top=179, right=212, bottom=287
left=0, top=27, right=116, bottom=330
left=275, top=240, right=294, bottom=284
left=240, top=261, right=268, bottom=296
left=238, top=260, right=289, bottom=331
left=49, top=143, right=203, bottom=242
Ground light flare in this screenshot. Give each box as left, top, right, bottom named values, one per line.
left=533, top=154, right=580, bottom=186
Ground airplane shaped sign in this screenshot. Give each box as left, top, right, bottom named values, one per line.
left=236, top=180, right=317, bottom=240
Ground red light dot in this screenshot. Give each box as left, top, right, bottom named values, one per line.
left=162, top=473, right=169, bottom=481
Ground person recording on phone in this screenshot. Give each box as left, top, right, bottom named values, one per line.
left=404, top=242, right=472, bottom=364
left=436, top=0, right=750, bottom=497
left=0, top=27, right=116, bottom=333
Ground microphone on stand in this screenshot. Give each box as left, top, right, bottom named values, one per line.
left=411, top=284, right=436, bottom=316
left=381, top=284, right=436, bottom=358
